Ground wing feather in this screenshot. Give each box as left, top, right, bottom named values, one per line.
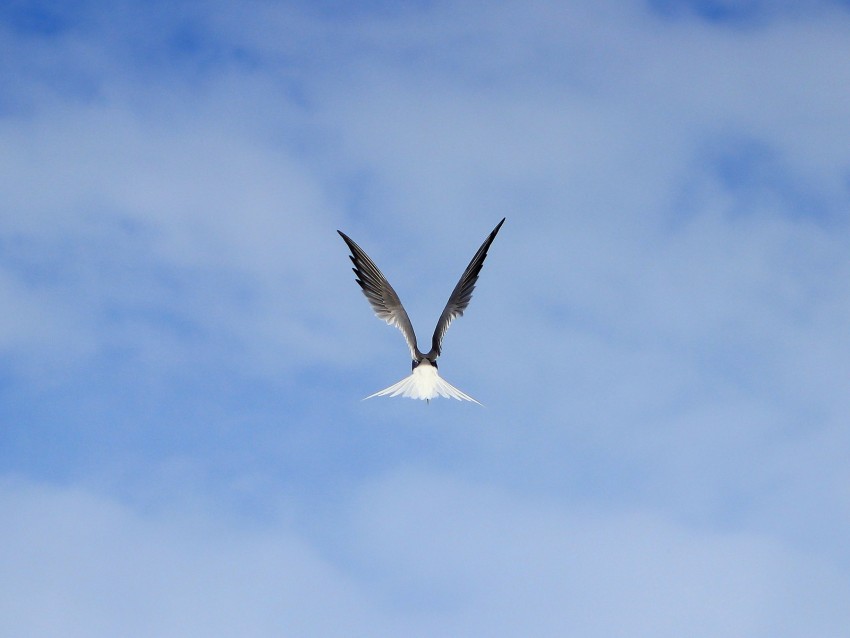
left=337, top=230, right=420, bottom=359
left=430, top=218, right=505, bottom=356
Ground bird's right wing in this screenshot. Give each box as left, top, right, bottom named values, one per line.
left=338, top=230, right=420, bottom=360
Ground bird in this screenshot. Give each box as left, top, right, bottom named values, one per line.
left=337, top=218, right=505, bottom=404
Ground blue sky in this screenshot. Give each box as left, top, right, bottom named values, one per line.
left=2, top=0, right=850, bottom=635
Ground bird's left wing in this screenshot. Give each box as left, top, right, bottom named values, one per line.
left=338, top=230, right=420, bottom=360
left=430, top=218, right=505, bottom=357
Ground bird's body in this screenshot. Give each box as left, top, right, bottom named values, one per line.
left=338, top=218, right=505, bottom=404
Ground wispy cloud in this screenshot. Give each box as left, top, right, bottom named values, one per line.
left=3, top=473, right=848, bottom=637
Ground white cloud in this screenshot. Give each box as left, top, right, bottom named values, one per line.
left=0, top=478, right=392, bottom=638
left=0, top=78, right=351, bottom=380
left=3, top=474, right=847, bottom=638
left=354, top=470, right=850, bottom=637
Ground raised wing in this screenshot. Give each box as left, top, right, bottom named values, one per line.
left=338, top=230, right=420, bottom=360
left=430, top=218, right=505, bottom=357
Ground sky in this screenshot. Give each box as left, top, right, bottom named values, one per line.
left=2, top=0, right=850, bottom=635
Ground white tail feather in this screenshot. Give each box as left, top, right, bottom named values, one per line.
left=364, top=361, right=481, bottom=405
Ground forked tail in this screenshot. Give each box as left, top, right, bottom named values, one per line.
left=364, top=363, right=481, bottom=405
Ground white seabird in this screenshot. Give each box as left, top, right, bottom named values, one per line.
left=338, top=218, right=505, bottom=404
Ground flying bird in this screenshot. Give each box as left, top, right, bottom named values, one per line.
left=338, top=218, right=505, bottom=404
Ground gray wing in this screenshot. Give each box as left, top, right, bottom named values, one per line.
left=430, top=218, right=505, bottom=357
left=338, top=230, right=420, bottom=360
